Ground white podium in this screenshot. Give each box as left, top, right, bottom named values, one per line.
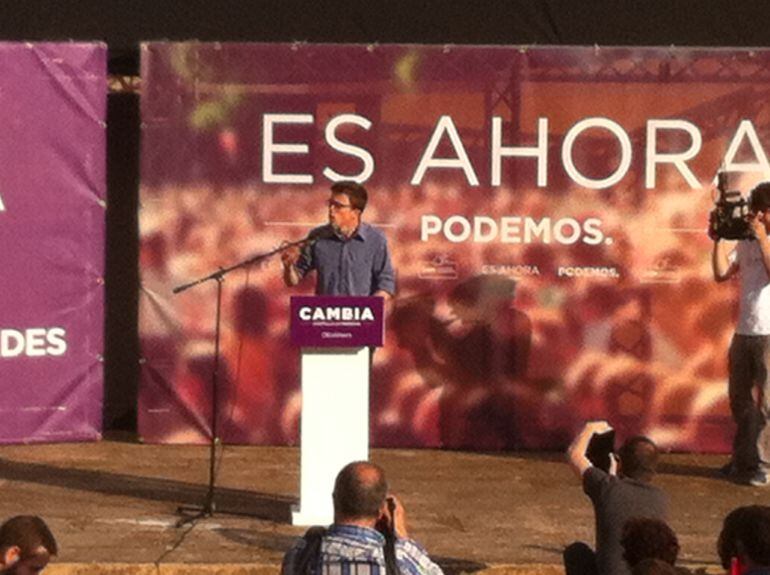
left=288, top=296, right=384, bottom=526
left=291, top=346, right=370, bottom=525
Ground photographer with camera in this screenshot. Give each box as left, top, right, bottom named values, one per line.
left=712, top=181, right=770, bottom=487
left=564, top=421, right=668, bottom=575
left=281, top=461, right=443, bottom=575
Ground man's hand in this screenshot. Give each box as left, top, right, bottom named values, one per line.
left=712, top=236, right=739, bottom=282
left=373, top=289, right=393, bottom=301
left=566, top=420, right=612, bottom=478
left=280, top=244, right=301, bottom=268
left=281, top=244, right=302, bottom=287
left=748, top=211, right=770, bottom=278
left=583, top=420, right=612, bottom=436
left=379, top=495, right=409, bottom=539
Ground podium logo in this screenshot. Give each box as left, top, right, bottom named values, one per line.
left=419, top=255, right=458, bottom=280
left=1, top=327, right=67, bottom=358
left=482, top=263, right=541, bottom=277
left=299, top=306, right=375, bottom=322
left=557, top=266, right=620, bottom=279
left=640, top=255, right=682, bottom=285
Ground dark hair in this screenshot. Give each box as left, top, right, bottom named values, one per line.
left=332, top=461, right=388, bottom=520
left=751, top=182, right=770, bottom=213
left=0, top=516, right=58, bottom=558
left=718, top=505, right=770, bottom=568
left=618, top=436, right=658, bottom=480
left=331, top=181, right=368, bottom=212
left=631, top=558, right=678, bottom=575
left=621, top=518, right=680, bottom=567
left=718, top=506, right=752, bottom=569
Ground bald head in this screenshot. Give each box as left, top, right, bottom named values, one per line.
left=333, top=461, right=388, bottom=522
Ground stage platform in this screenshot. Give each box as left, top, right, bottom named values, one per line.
left=0, top=437, right=758, bottom=574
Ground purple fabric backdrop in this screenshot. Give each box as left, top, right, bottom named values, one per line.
left=0, top=43, right=106, bottom=443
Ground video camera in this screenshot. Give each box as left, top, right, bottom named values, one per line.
left=709, top=172, right=754, bottom=241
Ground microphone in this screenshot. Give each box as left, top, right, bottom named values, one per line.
left=303, top=224, right=336, bottom=245
left=280, top=225, right=334, bottom=270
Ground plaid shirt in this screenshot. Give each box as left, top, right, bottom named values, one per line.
left=281, top=524, right=444, bottom=575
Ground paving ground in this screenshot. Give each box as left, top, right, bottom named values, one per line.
left=0, top=437, right=763, bottom=574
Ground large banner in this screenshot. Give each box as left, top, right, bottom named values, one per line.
left=0, top=43, right=106, bottom=443
left=139, top=43, right=768, bottom=451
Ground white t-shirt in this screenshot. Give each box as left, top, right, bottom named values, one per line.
left=736, top=240, right=770, bottom=335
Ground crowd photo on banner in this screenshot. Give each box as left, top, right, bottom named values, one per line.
left=138, top=44, right=769, bottom=454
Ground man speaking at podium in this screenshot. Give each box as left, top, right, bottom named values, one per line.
left=281, top=182, right=395, bottom=299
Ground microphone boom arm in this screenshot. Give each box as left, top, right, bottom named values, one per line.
left=172, top=235, right=313, bottom=294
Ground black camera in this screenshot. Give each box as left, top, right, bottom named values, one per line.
left=709, top=172, right=754, bottom=241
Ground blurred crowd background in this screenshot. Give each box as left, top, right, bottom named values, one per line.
left=137, top=43, right=770, bottom=451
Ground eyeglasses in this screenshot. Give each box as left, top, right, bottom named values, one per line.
left=328, top=199, right=354, bottom=210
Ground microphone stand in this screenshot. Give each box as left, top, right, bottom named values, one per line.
left=173, top=236, right=312, bottom=527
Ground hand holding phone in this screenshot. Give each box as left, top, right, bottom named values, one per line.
left=377, top=495, right=408, bottom=539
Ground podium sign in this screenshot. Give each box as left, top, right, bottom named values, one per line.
left=290, top=296, right=384, bottom=347
left=290, top=296, right=384, bottom=525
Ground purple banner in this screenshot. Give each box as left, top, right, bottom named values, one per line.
left=0, top=43, right=106, bottom=443
left=290, top=296, right=384, bottom=347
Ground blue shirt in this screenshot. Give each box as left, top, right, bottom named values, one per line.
left=281, top=524, right=444, bottom=575
left=295, top=223, right=396, bottom=296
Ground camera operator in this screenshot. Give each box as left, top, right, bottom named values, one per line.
left=712, top=182, right=770, bottom=487
left=281, top=461, right=443, bottom=575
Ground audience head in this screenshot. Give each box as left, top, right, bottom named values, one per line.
left=621, top=517, right=680, bottom=568
left=718, top=505, right=770, bottom=569
left=618, top=436, right=659, bottom=481
left=0, top=515, right=57, bottom=574
left=332, top=461, right=388, bottom=524
left=718, top=506, right=753, bottom=569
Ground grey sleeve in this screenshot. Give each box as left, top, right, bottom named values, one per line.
left=582, top=466, right=609, bottom=502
